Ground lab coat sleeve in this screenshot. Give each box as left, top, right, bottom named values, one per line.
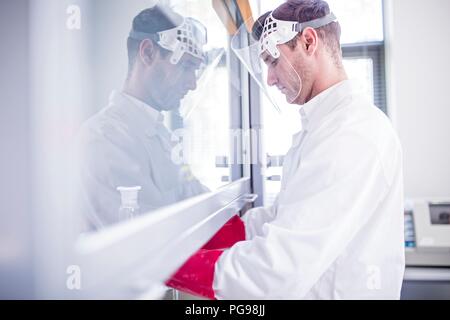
left=213, top=132, right=392, bottom=299
left=241, top=204, right=277, bottom=240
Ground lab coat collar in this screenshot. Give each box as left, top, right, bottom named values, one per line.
left=108, top=90, right=167, bottom=138
left=299, top=80, right=355, bottom=132
left=120, top=91, right=165, bottom=123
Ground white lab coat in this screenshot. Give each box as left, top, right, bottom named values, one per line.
left=77, top=91, right=207, bottom=230
left=213, top=80, right=405, bottom=299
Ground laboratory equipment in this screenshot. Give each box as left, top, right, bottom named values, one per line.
left=117, top=186, right=141, bottom=220
left=405, top=199, right=450, bottom=267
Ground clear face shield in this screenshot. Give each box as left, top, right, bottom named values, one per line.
left=231, top=12, right=337, bottom=111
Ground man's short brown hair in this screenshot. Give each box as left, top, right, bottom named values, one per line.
left=127, top=5, right=182, bottom=73
left=253, top=0, right=342, bottom=66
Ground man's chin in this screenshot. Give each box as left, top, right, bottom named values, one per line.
left=285, top=93, right=303, bottom=106
left=288, top=96, right=306, bottom=106
left=286, top=88, right=306, bottom=105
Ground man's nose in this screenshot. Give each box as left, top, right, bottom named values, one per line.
left=266, top=68, right=278, bottom=87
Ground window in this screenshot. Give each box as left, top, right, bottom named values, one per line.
left=327, top=0, right=384, bottom=44
left=342, top=43, right=387, bottom=113
left=328, top=0, right=387, bottom=112
left=23, top=0, right=254, bottom=299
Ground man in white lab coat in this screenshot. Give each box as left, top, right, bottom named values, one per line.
left=166, top=0, right=405, bottom=299
left=77, top=6, right=208, bottom=229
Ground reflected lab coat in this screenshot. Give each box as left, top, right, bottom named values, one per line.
left=213, top=81, right=405, bottom=299
left=78, top=91, right=206, bottom=229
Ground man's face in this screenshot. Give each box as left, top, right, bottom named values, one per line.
left=150, top=51, right=202, bottom=111
left=261, top=42, right=314, bottom=105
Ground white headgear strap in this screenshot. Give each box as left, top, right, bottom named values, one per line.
left=259, top=12, right=337, bottom=58
left=129, top=17, right=207, bottom=65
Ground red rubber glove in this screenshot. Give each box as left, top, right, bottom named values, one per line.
left=202, top=215, right=246, bottom=250
left=165, top=215, right=245, bottom=299
left=165, top=248, right=224, bottom=299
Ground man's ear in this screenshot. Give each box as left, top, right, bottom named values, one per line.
left=139, top=39, right=157, bottom=66
left=300, top=28, right=318, bottom=56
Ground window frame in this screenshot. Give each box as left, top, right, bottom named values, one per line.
left=342, top=41, right=387, bottom=114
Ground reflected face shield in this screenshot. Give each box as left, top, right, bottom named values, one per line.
left=129, top=17, right=207, bottom=67
left=231, top=12, right=337, bottom=110
left=129, top=17, right=226, bottom=112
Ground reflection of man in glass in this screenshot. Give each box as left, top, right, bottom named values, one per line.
left=78, top=5, right=208, bottom=229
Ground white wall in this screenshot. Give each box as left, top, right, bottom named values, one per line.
left=385, top=0, right=450, bottom=199
left=0, top=0, right=33, bottom=299
left=28, top=0, right=94, bottom=298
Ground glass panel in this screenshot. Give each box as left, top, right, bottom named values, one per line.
left=429, top=204, right=450, bottom=225
left=257, top=0, right=284, bottom=15
left=166, top=0, right=232, bottom=190
left=60, top=1, right=237, bottom=230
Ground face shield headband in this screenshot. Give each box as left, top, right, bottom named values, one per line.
left=259, top=12, right=337, bottom=59
left=129, top=17, right=207, bottom=65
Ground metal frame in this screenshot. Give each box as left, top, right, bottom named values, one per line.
left=228, top=35, right=246, bottom=181
left=229, top=0, right=266, bottom=207
left=248, top=70, right=266, bottom=207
